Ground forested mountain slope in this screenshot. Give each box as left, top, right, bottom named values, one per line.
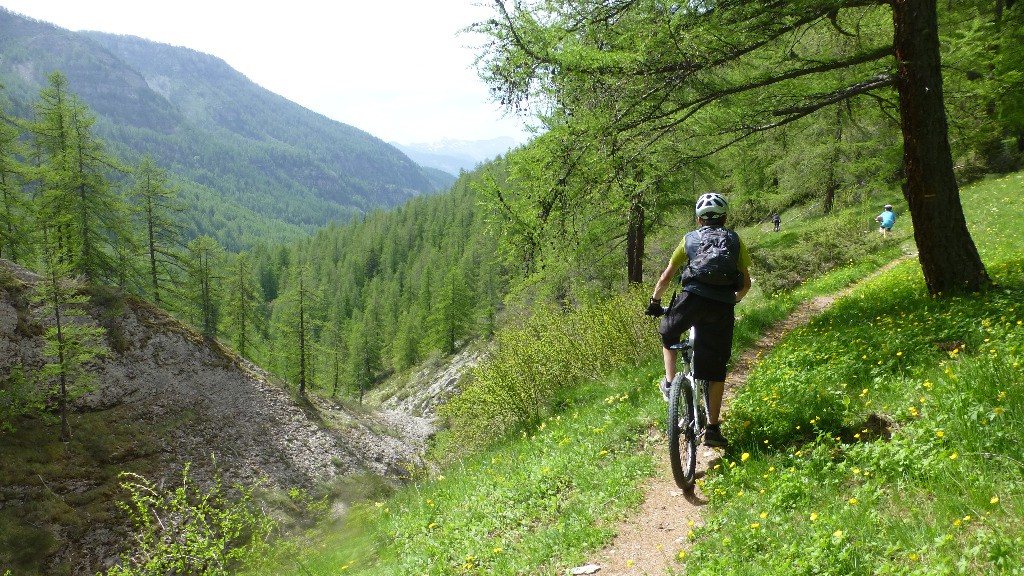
left=0, top=8, right=453, bottom=248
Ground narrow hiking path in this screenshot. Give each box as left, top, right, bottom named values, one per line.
left=585, top=257, right=912, bottom=576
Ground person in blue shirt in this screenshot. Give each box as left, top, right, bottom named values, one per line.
left=876, top=204, right=896, bottom=238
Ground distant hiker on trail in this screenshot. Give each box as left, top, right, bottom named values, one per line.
left=876, top=204, right=896, bottom=238
left=771, top=213, right=781, bottom=232
left=644, top=192, right=751, bottom=448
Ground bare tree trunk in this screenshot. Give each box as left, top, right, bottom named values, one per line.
left=56, top=321, right=71, bottom=442
left=823, top=107, right=844, bottom=215
left=298, top=273, right=307, bottom=395
left=50, top=269, right=72, bottom=442
left=145, top=197, right=160, bottom=305
left=626, top=193, right=645, bottom=284
left=891, top=0, right=989, bottom=294
left=822, top=154, right=838, bottom=215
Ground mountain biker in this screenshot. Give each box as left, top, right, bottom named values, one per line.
left=644, top=193, right=751, bottom=448
left=875, top=204, right=896, bottom=238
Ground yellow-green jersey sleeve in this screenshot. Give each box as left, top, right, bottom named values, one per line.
left=669, top=238, right=688, bottom=268
left=737, top=237, right=751, bottom=270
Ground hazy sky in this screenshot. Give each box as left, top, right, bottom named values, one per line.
left=1, top=0, right=531, bottom=145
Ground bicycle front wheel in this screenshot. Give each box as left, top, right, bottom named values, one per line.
left=667, top=373, right=698, bottom=492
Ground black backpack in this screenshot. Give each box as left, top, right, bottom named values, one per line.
left=679, top=226, right=742, bottom=288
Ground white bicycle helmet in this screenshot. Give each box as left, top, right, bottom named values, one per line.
left=695, top=193, right=728, bottom=219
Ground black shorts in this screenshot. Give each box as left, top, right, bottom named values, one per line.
left=658, top=291, right=735, bottom=382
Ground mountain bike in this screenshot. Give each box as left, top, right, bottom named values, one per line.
left=666, top=327, right=709, bottom=492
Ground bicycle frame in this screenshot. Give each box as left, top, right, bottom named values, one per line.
left=674, top=328, right=710, bottom=442
left=666, top=327, right=710, bottom=491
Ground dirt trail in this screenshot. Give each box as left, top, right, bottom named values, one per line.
left=587, top=258, right=910, bottom=576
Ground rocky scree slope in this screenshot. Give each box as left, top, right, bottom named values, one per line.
left=0, top=260, right=431, bottom=573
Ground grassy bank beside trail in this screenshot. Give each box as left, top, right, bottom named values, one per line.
left=683, top=173, right=1024, bottom=575
left=278, top=194, right=912, bottom=574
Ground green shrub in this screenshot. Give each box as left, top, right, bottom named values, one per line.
left=750, top=211, right=888, bottom=295
left=437, top=286, right=658, bottom=455
left=0, top=366, right=43, bottom=433
left=104, top=462, right=280, bottom=576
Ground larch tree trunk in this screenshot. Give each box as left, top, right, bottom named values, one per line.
left=626, top=193, right=645, bottom=284
left=891, top=0, right=990, bottom=294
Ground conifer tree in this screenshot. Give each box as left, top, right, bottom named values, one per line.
left=185, top=235, right=224, bottom=337
left=130, top=155, right=185, bottom=306
left=224, top=252, right=262, bottom=360
left=428, top=264, right=474, bottom=355
left=276, top=266, right=319, bottom=395
left=391, top=309, right=422, bottom=371
left=348, top=306, right=382, bottom=404
left=0, top=110, right=33, bottom=263
left=28, top=71, right=131, bottom=284
left=321, top=319, right=346, bottom=398
left=33, top=225, right=107, bottom=441
left=476, top=255, right=501, bottom=338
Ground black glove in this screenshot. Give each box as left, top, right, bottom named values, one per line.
left=644, top=298, right=664, bottom=317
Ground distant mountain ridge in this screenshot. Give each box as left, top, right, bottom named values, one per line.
left=0, top=8, right=456, bottom=249
left=395, top=136, right=521, bottom=175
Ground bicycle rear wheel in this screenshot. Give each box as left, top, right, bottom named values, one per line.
left=667, top=373, right=698, bottom=492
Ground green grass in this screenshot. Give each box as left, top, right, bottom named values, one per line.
left=274, top=174, right=1022, bottom=575
left=681, top=172, right=1024, bottom=575
left=289, top=375, right=658, bottom=575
